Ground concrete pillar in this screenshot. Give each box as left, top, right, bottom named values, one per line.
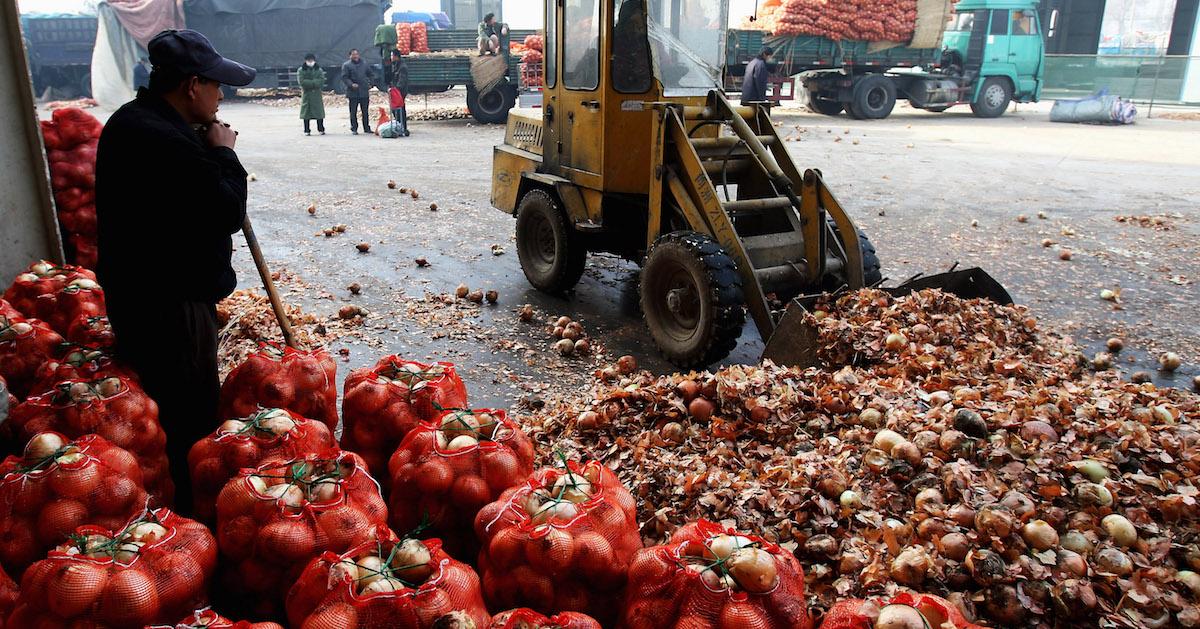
left=0, top=0, right=63, bottom=279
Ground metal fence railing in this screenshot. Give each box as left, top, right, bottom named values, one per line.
left=1043, top=54, right=1200, bottom=107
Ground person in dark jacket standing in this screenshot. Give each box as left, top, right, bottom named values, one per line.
left=341, top=48, right=374, bottom=135
left=741, top=46, right=773, bottom=105
left=95, top=29, right=255, bottom=513
left=389, top=49, right=410, bottom=137
left=298, top=53, right=326, bottom=135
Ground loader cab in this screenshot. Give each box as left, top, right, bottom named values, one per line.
left=539, top=0, right=729, bottom=196
left=942, top=0, right=1045, bottom=103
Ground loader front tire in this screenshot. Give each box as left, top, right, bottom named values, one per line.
left=640, top=232, right=746, bottom=369
left=516, top=189, right=586, bottom=294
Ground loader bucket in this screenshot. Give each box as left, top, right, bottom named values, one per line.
left=761, top=267, right=1011, bottom=368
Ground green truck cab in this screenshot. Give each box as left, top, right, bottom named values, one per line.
left=726, top=0, right=1045, bottom=119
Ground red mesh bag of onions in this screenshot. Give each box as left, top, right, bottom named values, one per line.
left=188, top=408, right=336, bottom=523
left=0, top=432, right=148, bottom=577
left=284, top=525, right=490, bottom=628
left=0, top=299, right=20, bottom=320
left=388, top=408, right=535, bottom=559
left=0, top=563, right=17, bottom=628
left=0, top=314, right=65, bottom=400
left=214, top=450, right=388, bottom=619
left=148, top=607, right=284, bottom=629
left=66, top=314, right=115, bottom=349
left=489, top=608, right=601, bottom=628
left=473, top=459, right=641, bottom=624
left=218, top=343, right=339, bottom=433
left=820, top=593, right=984, bottom=629
left=7, top=507, right=217, bottom=628
left=3, top=261, right=96, bottom=317
left=620, top=520, right=812, bottom=629
left=31, top=275, right=105, bottom=336
left=7, top=377, right=173, bottom=503
left=342, top=357, right=468, bottom=485
left=29, top=344, right=138, bottom=397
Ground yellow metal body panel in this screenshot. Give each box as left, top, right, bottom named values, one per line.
left=491, top=144, right=541, bottom=214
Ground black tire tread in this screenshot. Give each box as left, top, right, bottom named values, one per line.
left=640, top=232, right=746, bottom=368
left=515, top=189, right=586, bottom=293
left=970, top=77, right=1012, bottom=118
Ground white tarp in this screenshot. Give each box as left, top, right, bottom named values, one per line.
left=90, top=2, right=142, bottom=109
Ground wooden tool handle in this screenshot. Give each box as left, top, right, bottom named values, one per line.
left=242, top=215, right=297, bottom=349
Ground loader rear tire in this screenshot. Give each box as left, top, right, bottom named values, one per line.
left=826, top=221, right=883, bottom=289
left=640, top=232, right=746, bottom=369
left=516, top=189, right=586, bottom=294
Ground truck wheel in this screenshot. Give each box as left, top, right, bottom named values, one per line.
left=467, top=81, right=515, bottom=124
left=807, top=91, right=843, bottom=116
left=825, top=221, right=883, bottom=289
left=970, top=78, right=1012, bottom=118
left=640, top=232, right=746, bottom=369
left=515, top=189, right=586, bottom=294
left=852, top=75, right=897, bottom=120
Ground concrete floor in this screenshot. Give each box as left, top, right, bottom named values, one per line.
left=207, top=95, right=1199, bottom=407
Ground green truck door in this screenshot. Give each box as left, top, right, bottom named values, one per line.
left=1007, top=9, right=1042, bottom=98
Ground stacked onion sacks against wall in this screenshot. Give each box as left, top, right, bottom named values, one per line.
left=149, top=607, right=284, bottom=629
left=214, top=451, right=388, bottom=619
left=188, top=407, right=336, bottom=522
left=530, top=288, right=1200, bottom=627
left=8, top=508, right=217, bottom=627
left=388, top=408, right=536, bottom=558
left=474, top=459, right=641, bottom=624
left=0, top=432, right=149, bottom=577
left=218, top=343, right=339, bottom=433
left=285, top=526, right=490, bottom=628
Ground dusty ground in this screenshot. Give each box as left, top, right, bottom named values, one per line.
left=158, top=92, right=1199, bottom=407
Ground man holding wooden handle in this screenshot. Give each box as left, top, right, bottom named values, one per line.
left=95, top=29, right=256, bottom=513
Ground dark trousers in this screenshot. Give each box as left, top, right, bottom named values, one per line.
left=391, top=107, right=408, bottom=133
left=303, top=118, right=325, bottom=133
left=109, top=299, right=220, bottom=516
left=348, top=96, right=370, bottom=132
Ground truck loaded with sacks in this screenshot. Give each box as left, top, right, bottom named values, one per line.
left=727, top=0, right=1045, bottom=118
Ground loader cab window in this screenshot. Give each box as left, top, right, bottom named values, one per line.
left=648, top=0, right=726, bottom=96
left=544, top=0, right=556, bottom=87
left=1011, top=11, right=1037, bottom=35
left=990, top=10, right=1009, bottom=35
left=563, top=0, right=601, bottom=90
left=613, top=0, right=653, bottom=93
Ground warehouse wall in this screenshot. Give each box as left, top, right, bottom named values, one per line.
left=0, top=0, right=62, bottom=279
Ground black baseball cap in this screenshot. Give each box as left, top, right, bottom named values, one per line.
left=148, top=29, right=256, bottom=86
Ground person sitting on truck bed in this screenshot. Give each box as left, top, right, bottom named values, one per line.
left=478, top=13, right=500, bottom=56
left=341, top=48, right=374, bottom=135
left=741, top=46, right=773, bottom=105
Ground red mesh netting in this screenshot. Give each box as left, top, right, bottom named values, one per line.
left=219, top=343, right=339, bottom=433
left=66, top=314, right=115, bottom=349
left=342, top=357, right=468, bottom=487
left=7, top=507, right=217, bottom=627
left=489, top=608, right=601, bottom=628
left=3, top=261, right=96, bottom=317
left=0, top=432, right=148, bottom=578
left=0, top=563, right=17, bottom=628
left=396, top=23, right=413, bottom=55
left=31, top=277, right=105, bottom=336
left=620, top=520, right=812, bottom=629
left=148, top=607, right=285, bottom=629
left=285, top=527, right=489, bottom=628
left=473, top=460, right=641, bottom=624
left=388, top=409, right=535, bottom=559
left=410, top=22, right=429, bottom=53
left=7, top=377, right=173, bottom=503
left=0, top=300, right=20, bottom=320
left=523, top=35, right=543, bottom=51
left=214, top=450, right=388, bottom=619
left=42, top=109, right=103, bottom=269
left=0, top=314, right=65, bottom=401
left=764, top=0, right=917, bottom=41
left=29, top=345, right=138, bottom=398
left=188, top=408, right=336, bottom=523
left=820, top=593, right=985, bottom=629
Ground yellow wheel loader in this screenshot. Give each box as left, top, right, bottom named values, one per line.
left=491, top=0, right=1008, bottom=369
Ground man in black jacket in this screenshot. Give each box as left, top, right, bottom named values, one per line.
left=341, top=48, right=375, bottom=135
left=741, top=46, right=773, bottom=105
left=95, top=29, right=255, bottom=511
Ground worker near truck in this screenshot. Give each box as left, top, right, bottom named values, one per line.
left=478, top=13, right=500, bottom=56
left=299, top=52, right=327, bottom=136
left=741, top=46, right=773, bottom=105
left=94, top=29, right=255, bottom=513
left=341, top=48, right=374, bottom=135
left=388, top=49, right=410, bottom=137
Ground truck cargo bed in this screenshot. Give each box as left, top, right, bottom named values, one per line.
left=726, top=29, right=939, bottom=75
